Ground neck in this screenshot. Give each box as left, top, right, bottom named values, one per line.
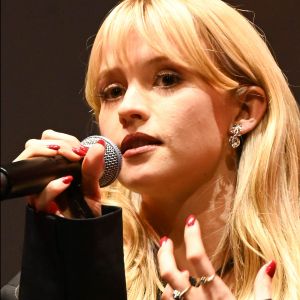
left=140, top=161, right=236, bottom=273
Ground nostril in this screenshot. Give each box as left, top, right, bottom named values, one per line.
left=130, top=113, right=142, bottom=119
left=118, top=103, right=149, bottom=128
left=119, top=116, right=128, bottom=127
left=119, top=113, right=143, bottom=128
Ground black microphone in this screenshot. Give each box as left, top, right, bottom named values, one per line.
left=0, top=135, right=122, bottom=201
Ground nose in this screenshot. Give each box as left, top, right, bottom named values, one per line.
left=118, top=86, right=150, bottom=128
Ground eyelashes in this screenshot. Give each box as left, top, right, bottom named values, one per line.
left=98, top=83, right=126, bottom=101
left=153, top=70, right=182, bottom=89
left=97, top=70, right=182, bottom=102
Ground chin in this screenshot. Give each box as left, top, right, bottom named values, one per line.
left=118, top=174, right=150, bottom=193
left=118, top=168, right=161, bottom=194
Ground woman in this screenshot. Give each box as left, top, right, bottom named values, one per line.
left=4, top=0, right=300, bottom=299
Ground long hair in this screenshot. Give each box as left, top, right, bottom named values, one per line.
left=85, top=0, right=300, bottom=299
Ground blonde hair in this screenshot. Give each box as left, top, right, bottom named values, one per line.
left=85, top=0, right=300, bottom=299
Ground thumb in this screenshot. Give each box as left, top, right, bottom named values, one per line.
left=81, top=141, right=105, bottom=202
left=254, top=260, right=276, bottom=300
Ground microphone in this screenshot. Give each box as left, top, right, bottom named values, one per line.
left=0, top=135, right=122, bottom=201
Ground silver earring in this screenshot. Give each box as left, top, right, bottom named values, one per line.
left=229, top=123, right=242, bottom=148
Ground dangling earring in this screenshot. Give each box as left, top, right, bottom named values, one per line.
left=229, top=123, right=242, bottom=148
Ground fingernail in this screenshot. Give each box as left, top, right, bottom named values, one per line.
left=97, top=139, right=106, bottom=147
left=159, top=236, right=168, bottom=247
left=186, top=214, right=196, bottom=227
left=47, top=144, right=60, bottom=150
left=62, top=175, right=73, bottom=184
left=265, top=260, right=276, bottom=278
left=80, top=145, right=89, bottom=152
left=47, top=201, right=59, bottom=214
left=72, top=147, right=88, bottom=156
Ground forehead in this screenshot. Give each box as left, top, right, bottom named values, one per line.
left=98, top=30, right=188, bottom=77
left=100, top=31, right=155, bottom=69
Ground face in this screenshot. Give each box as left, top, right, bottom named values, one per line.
left=96, top=32, right=238, bottom=198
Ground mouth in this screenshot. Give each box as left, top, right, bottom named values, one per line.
left=120, top=132, right=162, bottom=155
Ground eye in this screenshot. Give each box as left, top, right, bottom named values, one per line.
left=98, top=83, right=126, bottom=101
left=153, top=70, right=182, bottom=88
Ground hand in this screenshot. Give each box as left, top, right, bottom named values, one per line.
left=158, top=215, right=275, bottom=299
left=14, top=129, right=105, bottom=218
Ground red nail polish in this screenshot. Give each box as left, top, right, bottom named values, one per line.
left=186, top=215, right=196, bottom=227
left=265, top=260, right=276, bottom=278
left=47, top=144, right=60, bottom=150
left=72, top=147, right=87, bottom=156
left=80, top=145, right=89, bottom=152
left=97, top=139, right=106, bottom=147
left=47, top=201, right=59, bottom=214
left=62, top=175, right=73, bottom=184
left=159, top=236, right=168, bottom=247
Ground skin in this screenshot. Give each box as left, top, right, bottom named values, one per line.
left=97, top=31, right=239, bottom=269
left=16, top=31, right=271, bottom=298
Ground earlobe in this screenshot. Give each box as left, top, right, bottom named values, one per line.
left=234, top=86, right=268, bottom=135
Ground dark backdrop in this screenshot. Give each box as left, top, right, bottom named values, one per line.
left=1, top=0, right=299, bottom=287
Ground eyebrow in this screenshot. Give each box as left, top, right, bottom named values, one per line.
left=98, top=55, right=176, bottom=80
left=143, top=56, right=174, bottom=66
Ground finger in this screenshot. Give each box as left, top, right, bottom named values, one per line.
left=80, top=142, right=105, bottom=215
left=15, top=143, right=84, bottom=162
left=162, top=283, right=201, bottom=300
left=184, top=216, right=235, bottom=298
left=25, top=138, right=78, bottom=151
left=14, top=145, right=61, bottom=161
left=254, top=260, right=276, bottom=300
left=184, top=215, right=215, bottom=276
left=158, top=237, right=191, bottom=292
left=27, top=195, right=64, bottom=217
left=15, top=130, right=80, bottom=161
left=25, top=139, right=63, bottom=149
left=45, top=201, right=65, bottom=217
left=41, top=129, right=80, bottom=145
left=25, top=138, right=84, bottom=161
left=40, top=130, right=85, bottom=161
left=31, top=175, right=74, bottom=213
left=160, top=284, right=173, bottom=300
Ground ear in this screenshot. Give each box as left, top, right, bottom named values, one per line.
left=234, top=86, right=268, bottom=134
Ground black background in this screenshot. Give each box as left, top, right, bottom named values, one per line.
left=1, top=0, right=299, bottom=287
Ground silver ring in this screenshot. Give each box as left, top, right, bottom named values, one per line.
left=172, top=285, right=191, bottom=299
left=190, top=273, right=216, bottom=287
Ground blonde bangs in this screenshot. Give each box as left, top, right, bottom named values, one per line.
left=86, top=0, right=252, bottom=117
left=86, top=0, right=290, bottom=115
left=85, top=4, right=136, bottom=115
left=86, top=0, right=288, bottom=118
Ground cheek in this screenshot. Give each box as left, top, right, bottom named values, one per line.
left=170, top=121, right=225, bottom=185
left=180, top=94, right=233, bottom=147
left=98, top=108, right=121, bottom=142
left=165, top=99, right=226, bottom=166
left=167, top=98, right=223, bottom=143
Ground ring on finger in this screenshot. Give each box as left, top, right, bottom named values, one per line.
left=189, top=273, right=216, bottom=287
left=172, top=285, right=192, bottom=299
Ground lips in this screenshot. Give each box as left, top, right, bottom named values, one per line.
left=120, top=132, right=162, bottom=155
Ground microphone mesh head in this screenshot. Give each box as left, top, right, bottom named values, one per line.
left=80, top=135, right=122, bottom=187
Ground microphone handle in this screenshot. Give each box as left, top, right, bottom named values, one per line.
left=1, top=156, right=81, bottom=200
